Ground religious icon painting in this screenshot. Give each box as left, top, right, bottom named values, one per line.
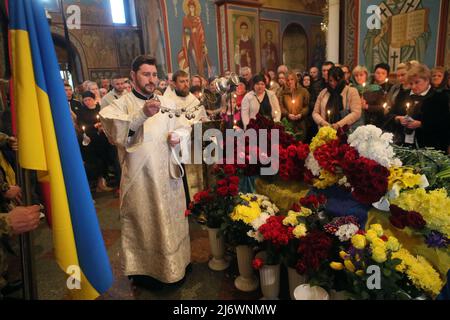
left=259, top=19, right=280, bottom=73
left=227, top=9, right=260, bottom=74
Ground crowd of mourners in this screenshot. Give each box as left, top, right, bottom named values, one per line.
left=65, top=60, right=450, bottom=193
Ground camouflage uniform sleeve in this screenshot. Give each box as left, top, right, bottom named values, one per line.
left=0, top=132, right=9, bottom=147
left=0, top=213, right=12, bottom=237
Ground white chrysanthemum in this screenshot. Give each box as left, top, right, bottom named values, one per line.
left=250, top=211, right=272, bottom=230
left=347, top=125, right=402, bottom=168
left=305, top=153, right=321, bottom=176
left=335, top=223, right=359, bottom=242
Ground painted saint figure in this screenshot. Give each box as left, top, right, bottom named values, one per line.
left=363, top=0, right=430, bottom=72
left=235, top=21, right=256, bottom=73
left=179, top=0, right=212, bottom=78
left=261, top=29, right=278, bottom=72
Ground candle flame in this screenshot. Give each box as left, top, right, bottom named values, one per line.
left=383, top=103, right=387, bottom=109
left=82, top=126, right=85, bottom=131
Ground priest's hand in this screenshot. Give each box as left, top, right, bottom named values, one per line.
left=168, top=132, right=180, bottom=147
left=143, top=99, right=161, bottom=117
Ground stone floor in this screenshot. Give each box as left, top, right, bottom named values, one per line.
left=5, top=191, right=293, bottom=300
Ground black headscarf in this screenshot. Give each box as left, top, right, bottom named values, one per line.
left=325, top=67, right=347, bottom=123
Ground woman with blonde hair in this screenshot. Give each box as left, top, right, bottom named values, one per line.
left=384, top=63, right=413, bottom=143
left=279, top=71, right=310, bottom=140
left=82, top=80, right=101, bottom=105
left=396, top=64, right=449, bottom=152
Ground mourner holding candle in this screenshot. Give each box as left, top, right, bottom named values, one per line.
left=313, top=67, right=362, bottom=130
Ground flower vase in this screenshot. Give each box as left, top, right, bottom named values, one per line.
left=259, top=264, right=280, bottom=300
left=293, top=284, right=329, bottom=300
left=234, top=245, right=259, bottom=292
left=207, top=227, right=229, bottom=271
left=287, top=267, right=307, bottom=300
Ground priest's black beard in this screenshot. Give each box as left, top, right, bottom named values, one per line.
left=175, top=88, right=189, bottom=97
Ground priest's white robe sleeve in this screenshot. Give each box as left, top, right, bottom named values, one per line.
left=99, top=97, right=150, bottom=152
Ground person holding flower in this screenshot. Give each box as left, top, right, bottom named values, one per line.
left=313, top=67, right=362, bottom=131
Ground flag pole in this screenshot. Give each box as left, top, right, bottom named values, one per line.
left=18, top=170, right=38, bottom=300
left=5, top=0, right=38, bottom=300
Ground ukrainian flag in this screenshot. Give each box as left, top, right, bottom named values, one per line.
left=9, top=0, right=113, bottom=299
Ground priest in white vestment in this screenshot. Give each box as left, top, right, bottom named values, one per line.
left=100, top=76, right=127, bottom=109
left=164, top=71, right=207, bottom=199
left=99, top=56, right=192, bottom=286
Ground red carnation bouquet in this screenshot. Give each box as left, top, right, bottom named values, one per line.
left=187, top=165, right=240, bottom=228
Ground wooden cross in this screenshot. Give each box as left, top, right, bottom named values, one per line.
left=380, top=7, right=388, bottom=18
left=390, top=51, right=399, bottom=71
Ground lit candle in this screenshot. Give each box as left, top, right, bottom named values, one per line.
left=363, top=82, right=366, bottom=88
left=406, top=102, right=410, bottom=111
left=199, top=92, right=203, bottom=98
left=327, top=110, right=331, bottom=120
left=233, top=94, right=237, bottom=99
left=234, top=119, right=237, bottom=125
left=385, top=78, right=389, bottom=83
left=383, top=103, right=388, bottom=109
left=291, top=99, right=295, bottom=104
left=82, top=125, right=86, bottom=132
left=270, top=81, right=274, bottom=87
left=96, top=115, right=100, bottom=121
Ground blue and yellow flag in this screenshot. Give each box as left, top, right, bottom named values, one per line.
left=9, top=0, right=113, bottom=299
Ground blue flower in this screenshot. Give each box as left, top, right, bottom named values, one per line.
left=425, top=231, right=448, bottom=249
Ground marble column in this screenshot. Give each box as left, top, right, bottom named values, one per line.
left=327, top=0, right=340, bottom=63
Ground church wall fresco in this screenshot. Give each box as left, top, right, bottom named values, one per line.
left=45, top=0, right=143, bottom=83
left=259, top=9, right=324, bottom=71
left=162, top=0, right=220, bottom=78
left=261, top=0, right=327, bottom=15
left=358, top=0, right=442, bottom=72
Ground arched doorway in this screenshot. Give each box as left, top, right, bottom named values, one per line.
left=52, top=34, right=83, bottom=87
left=282, top=23, right=308, bottom=72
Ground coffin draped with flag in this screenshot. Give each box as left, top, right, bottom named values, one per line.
left=9, top=0, right=113, bottom=299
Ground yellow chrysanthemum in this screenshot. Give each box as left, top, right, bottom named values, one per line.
left=369, top=224, right=384, bottom=237
left=372, top=246, right=387, bottom=263
left=391, top=188, right=450, bottom=238
left=230, top=201, right=261, bottom=224
left=371, top=238, right=387, bottom=250
left=299, top=207, right=313, bottom=217
left=330, top=262, right=344, bottom=270
left=283, top=211, right=300, bottom=227
left=344, top=259, right=356, bottom=272
left=293, top=224, right=308, bottom=238
left=386, top=236, right=400, bottom=252
left=313, top=170, right=340, bottom=189
left=310, top=127, right=337, bottom=152
left=365, top=230, right=378, bottom=243
left=351, top=234, right=367, bottom=250
left=388, top=167, right=423, bottom=190
left=392, top=248, right=444, bottom=297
